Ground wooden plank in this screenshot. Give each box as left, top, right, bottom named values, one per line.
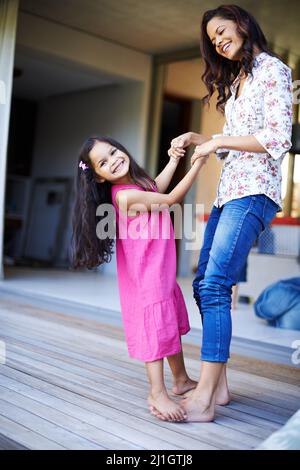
left=0, top=389, right=145, bottom=451
left=1, top=363, right=281, bottom=435
left=0, top=415, right=65, bottom=450
left=3, top=321, right=299, bottom=411
left=1, top=298, right=299, bottom=385
left=2, top=326, right=298, bottom=430
left=0, top=367, right=223, bottom=450
left=0, top=355, right=271, bottom=449
left=2, top=327, right=298, bottom=425
left=0, top=398, right=105, bottom=450
left=0, top=432, right=27, bottom=450
left=1, top=346, right=298, bottom=442
left=1, top=310, right=299, bottom=406
left=5, top=341, right=298, bottom=424
left=0, top=296, right=299, bottom=451
left=0, top=364, right=265, bottom=449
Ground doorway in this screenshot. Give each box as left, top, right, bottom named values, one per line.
left=23, top=178, right=71, bottom=265
left=157, top=94, right=192, bottom=190
left=157, top=94, right=192, bottom=265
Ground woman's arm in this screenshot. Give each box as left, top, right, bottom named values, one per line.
left=191, top=135, right=276, bottom=165
left=253, top=62, right=293, bottom=160
left=192, top=61, right=293, bottom=164
left=116, top=157, right=207, bottom=214
left=191, top=131, right=289, bottom=165
left=214, top=134, right=266, bottom=153
left=171, top=131, right=212, bottom=149
left=190, top=135, right=266, bottom=164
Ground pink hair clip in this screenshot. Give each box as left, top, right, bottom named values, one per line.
left=79, top=160, right=89, bottom=171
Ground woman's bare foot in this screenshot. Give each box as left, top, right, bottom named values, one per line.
left=171, top=377, right=198, bottom=396
left=181, top=396, right=215, bottom=422
left=182, top=384, right=231, bottom=405
left=148, top=391, right=187, bottom=422
left=215, top=385, right=231, bottom=406
left=182, top=366, right=231, bottom=406
left=216, top=368, right=231, bottom=405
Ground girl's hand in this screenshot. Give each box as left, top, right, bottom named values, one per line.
left=167, top=146, right=185, bottom=161
left=191, top=139, right=219, bottom=165
left=192, top=154, right=209, bottom=167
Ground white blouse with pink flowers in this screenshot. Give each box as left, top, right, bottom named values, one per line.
left=213, top=51, right=293, bottom=210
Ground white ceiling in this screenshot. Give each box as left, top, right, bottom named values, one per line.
left=20, top=0, right=300, bottom=57
left=15, top=0, right=300, bottom=101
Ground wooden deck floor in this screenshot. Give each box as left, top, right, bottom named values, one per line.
left=0, top=295, right=299, bottom=450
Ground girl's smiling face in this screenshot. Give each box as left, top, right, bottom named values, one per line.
left=89, top=141, right=131, bottom=184
left=207, top=17, right=244, bottom=61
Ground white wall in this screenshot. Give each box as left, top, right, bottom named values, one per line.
left=16, top=11, right=152, bottom=168
left=32, top=82, right=146, bottom=178
left=11, top=11, right=153, bottom=276
left=30, top=82, right=146, bottom=274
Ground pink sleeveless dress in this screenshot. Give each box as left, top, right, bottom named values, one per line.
left=111, top=183, right=190, bottom=362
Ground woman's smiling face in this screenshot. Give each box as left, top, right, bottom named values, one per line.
left=89, top=141, right=130, bottom=183
left=206, top=16, right=244, bottom=61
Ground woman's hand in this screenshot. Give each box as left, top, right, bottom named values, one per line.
left=171, top=132, right=194, bottom=150
left=171, top=132, right=212, bottom=150
left=191, top=139, right=219, bottom=165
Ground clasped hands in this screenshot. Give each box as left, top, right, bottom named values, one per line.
left=168, top=132, right=219, bottom=165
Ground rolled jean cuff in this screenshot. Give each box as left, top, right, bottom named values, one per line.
left=201, top=353, right=229, bottom=363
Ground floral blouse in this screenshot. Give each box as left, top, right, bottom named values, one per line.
left=212, top=51, right=293, bottom=210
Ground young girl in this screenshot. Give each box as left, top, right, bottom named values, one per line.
left=71, top=135, right=208, bottom=422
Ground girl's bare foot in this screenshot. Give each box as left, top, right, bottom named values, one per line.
left=171, top=377, right=198, bottom=396
left=181, top=396, right=215, bottom=422
left=148, top=391, right=187, bottom=422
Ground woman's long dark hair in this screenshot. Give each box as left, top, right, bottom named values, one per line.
left=201, top=4, right=279, bottom=112
left=70, top=136, right=156, bottom=270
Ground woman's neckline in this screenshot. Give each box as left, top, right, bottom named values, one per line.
left=233, top=51, right=267, bottom=102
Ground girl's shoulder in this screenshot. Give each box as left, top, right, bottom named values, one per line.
left=111, top=184, right=145, bottom=208
left=111, top=183, right=157, bottom=195
left=111, top=183, right=144, bottom=195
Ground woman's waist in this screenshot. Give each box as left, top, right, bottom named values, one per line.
left=221, top=150, right=283, bottom=165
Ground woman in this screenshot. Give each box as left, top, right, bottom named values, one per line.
left=169, top=4, right=293, bottom=422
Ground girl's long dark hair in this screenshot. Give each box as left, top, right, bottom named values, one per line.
left=201, top=4, right=279, bottom=112
left=70, top=136, right=156, bottom=270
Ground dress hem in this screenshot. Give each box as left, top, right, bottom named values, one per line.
left=127, top=326, right=191, bottom=363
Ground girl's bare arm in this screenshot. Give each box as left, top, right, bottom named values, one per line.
left=116, top=157, right=207, bottom=214
left=154, top=157, right=181, bottom=194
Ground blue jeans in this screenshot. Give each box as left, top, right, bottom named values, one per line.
left=193, top=194, right=278, bottom=362
left=254, top=277, right=300, bottom=330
